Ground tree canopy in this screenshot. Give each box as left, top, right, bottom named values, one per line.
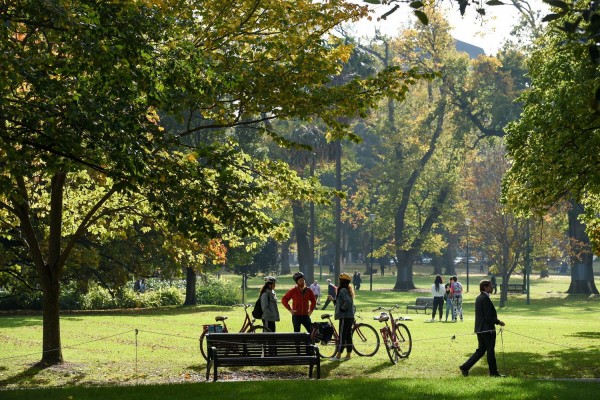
left=1, top=0, right=427, bottom=365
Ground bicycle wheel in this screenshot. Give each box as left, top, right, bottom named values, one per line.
left=199, top=330, right=208, bottom=361
left=394, top=323, right=412, bottom=358
left=250, top=325, right=271, bottom=332
left=383, top=328, right=400, bottom=364
left=352, top=323, right=379, bottom=357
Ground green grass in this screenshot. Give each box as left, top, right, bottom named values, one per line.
left=1, top=266, right=599, bottom=399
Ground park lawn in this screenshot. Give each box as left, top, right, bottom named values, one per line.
left=0, top=378, right=599, bottom=400
left=1, top=266, right=599, bottom=397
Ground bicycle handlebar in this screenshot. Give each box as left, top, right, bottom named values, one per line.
left=372, top=305, right=399, bottom=312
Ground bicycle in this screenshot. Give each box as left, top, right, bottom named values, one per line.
left=199, top=303, right=270, bottom=361
left=372, top=305, right=412, bottom=364
left=310, top=312, right=380, bottom=359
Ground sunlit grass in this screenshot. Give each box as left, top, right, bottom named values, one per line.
left=1, top=265, right=599, bottom=395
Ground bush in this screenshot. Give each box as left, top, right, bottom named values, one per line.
left=140, top=287, right=184, bottom=308
left=196, top=275, right=240, bottom=306
left=0, top=275, right=239, bottom=310
left=80, top=286, right=119, bottom=310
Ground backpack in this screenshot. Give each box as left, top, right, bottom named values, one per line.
left=252, top=295, right=264, bottom=319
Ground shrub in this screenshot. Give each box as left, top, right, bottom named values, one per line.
left=142, top=287, right=184, bottom=307
left=196, top=275, right=240, bottom=306
left=80, top=285, right=121, bottom=310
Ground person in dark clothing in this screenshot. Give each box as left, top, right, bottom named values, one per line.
left=490, top=273, right=497, bottom=294
left=321, top=279, right=337, bottom=310
left=459, top=280, right=506, bottom=377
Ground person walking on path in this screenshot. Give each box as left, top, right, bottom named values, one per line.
left=450, top=275, right=463, bottom=322
left=329, top=273, right=355, bottom=361
left=321, top=279, right=337, bottom=310
left=444, top=282, right=452, bottom=322
left=260, top=276, right=280, bottom=332
left=310, top=280, right=321, bottom=305
left=430, top=275, right=445, bottom=322
left=282, top=272, right=316, bottom=332
left=459, top=279, right=506, bottom=377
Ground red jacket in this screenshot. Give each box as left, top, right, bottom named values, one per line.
left=281, top=286, right=316, bottom=316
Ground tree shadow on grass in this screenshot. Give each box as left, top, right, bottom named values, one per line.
left=568, top=331, right=600, bottom=339
left=0, top=362, right=88, bottom=388
left=0, top=316, right=42, bottom=329
left=479, top=346, right=600, bottom=379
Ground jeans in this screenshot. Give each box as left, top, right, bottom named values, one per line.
left=445, top=297, right=452, bottom=321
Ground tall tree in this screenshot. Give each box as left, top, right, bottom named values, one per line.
left=0, top=0, right=426, bottom=365
left=503, top=23, right=599, bottom=294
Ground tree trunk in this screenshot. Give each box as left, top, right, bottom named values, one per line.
left=183, top=267, right=197, bottom=305
left=40, top=272, right=63, bottom=365
left=280, top=239, right=291, bottom=274
left=393, top=251, right=417, bottom=290
left=567, top=202, right=599, bottom=294
left=292, top=201, right=313, bottom=283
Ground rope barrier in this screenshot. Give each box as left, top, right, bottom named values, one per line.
left=0, top=329, right=135, bottom=361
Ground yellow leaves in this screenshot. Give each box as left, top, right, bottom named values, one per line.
left=331, top=43, right=353, bottom=63
left=186, top=153, right=197, bottom=163
left=146, top=107, right=160, bottom=125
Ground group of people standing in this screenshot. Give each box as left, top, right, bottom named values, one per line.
left=430, top=275, right=463, bottom=322
left=257, top=271, right=506, bottom=376
left=256, top=271, right=355, bottom=361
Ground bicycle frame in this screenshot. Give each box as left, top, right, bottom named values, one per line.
left=372, top=305, right=412, bottom=363
left=311, top=313, right=379, bottom=358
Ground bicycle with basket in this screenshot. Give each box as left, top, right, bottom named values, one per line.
left=199, top=303, right=270, bottom=361
left=310, top=311, right=380, bottom=358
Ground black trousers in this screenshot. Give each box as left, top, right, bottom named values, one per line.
left=432, top=296, right=444, bottom=320
left=461, top=331, right=498, bottom=375
left=337, top=317, right=354, bottom=354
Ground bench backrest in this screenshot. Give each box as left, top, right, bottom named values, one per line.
left=206, top=332, right=314, bottom=358
left=415, top=297, right=433, bottom=305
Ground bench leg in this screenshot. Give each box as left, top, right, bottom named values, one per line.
left=316, top=360, right=321, bottom=379
left=206, top=360, right=211, bottom=381
left=213, top=360, right=218, bottom=382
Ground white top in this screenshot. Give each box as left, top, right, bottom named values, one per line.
left=431, top=283, right=445, bottom=297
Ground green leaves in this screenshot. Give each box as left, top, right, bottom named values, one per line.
left=413, top=10, right=429, bottom=25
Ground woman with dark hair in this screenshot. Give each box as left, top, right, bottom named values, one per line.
left=430, top=275, right=445, bottom=322
left=329, top=273, right=355, bottom=361
left=260, top=276, right=280, bottom=332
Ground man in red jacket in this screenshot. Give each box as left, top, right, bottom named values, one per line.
left=282, top=271, right=316, bottom=332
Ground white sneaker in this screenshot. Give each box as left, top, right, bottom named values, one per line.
left=329, top=357, right=341, bottom=361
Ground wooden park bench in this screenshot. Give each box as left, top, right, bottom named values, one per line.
left=501, top=283, right=526, bottom=294
left=406, top=297, right=433, bottom=314
left=205, top=332, right=321, bottom=382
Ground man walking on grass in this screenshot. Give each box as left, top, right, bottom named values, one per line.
left=459, top=279, right=506, bottom=377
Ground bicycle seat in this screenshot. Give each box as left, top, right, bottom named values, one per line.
left=374, top=312, right=389, bottom=322
left=321, top=314, right=333, bottom=319
left=215, top=316, right=228, bottom=322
